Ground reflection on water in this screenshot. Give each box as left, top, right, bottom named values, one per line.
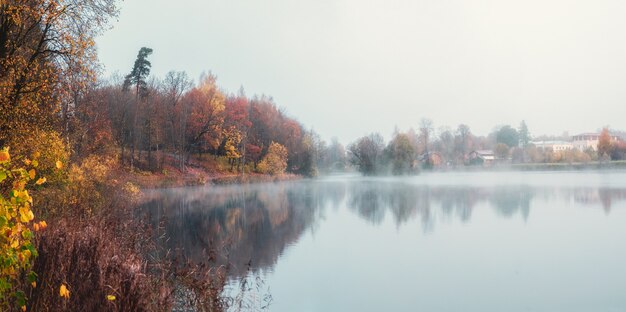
left=140, top=172, right=626, bottom=311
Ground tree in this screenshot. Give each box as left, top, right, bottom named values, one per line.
left=455, top=124, right=471, bottom=164
left=518, top=120, right=531, bottom=148
left=257, top=142, right=288, bottom=175
left=598, top=128, right=612, bottom=159
left=495, top=125, right=519, bottom=148
left=495, top=143, right=510, bottom=160
left=0, top=0, right=118, bottom=147
left=184, top=73, right=225, bottom=158
left=123, top=47, right=153, bottom=169
left=348, top=133, right=385, bottom=175
left=123, top=47, right=153, bottom=94
left=386, top=133, right=417, bottom=175
left=162, top=71, right=192, bottom=170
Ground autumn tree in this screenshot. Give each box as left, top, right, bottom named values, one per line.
left=386, top=133, right=417, bottom=175
left=597, top=128, right=612, bottom=159
left=0, top=0, right=118, bottom=149
left=184, top=73, right=225, bottom=159
left=257, top=142, right=288, bottom=175
left=221, top=90, right=251, bottom=171
left=495, top=143, right=510, bottom=160
left=162, top=71, right=192, bottom=170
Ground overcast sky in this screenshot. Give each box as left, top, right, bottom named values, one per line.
left=96, top=0, right=626, bottom=144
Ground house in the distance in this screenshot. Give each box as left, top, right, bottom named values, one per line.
left=531, top=140, right=573, bottom=152
left=572, top=133, right=621, bottom=151
left=467, top=150, right=495, bottom=166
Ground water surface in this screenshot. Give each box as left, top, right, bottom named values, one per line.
left=142, top=171, right=626, bottom=312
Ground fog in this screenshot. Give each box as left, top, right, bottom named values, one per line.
left=97, top=0, right=626, bottom=143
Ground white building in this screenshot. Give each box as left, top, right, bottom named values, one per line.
left=572, top=133, right=621, bottom=151
left=531, top=140, right=573, bottom=152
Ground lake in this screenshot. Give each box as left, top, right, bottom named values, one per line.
left=141, top=171, right=626, bottom=312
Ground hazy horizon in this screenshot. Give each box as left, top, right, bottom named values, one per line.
left=96, top=0, right=626, bottom=144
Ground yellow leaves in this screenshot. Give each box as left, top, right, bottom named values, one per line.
left=59, top=284, right=70, bottom=299
left=56, top=160, right=63, bottom=169
left=0, top=150, right=10, bottom=163
left=31, top=281, right=36, bottom=288
left=29, top=169, right=36, bottom=179
left=106, top=295, right=116, bottom=301
left=19, top=206, right=34, bottom=223
left=33, top=221, right=47, bottom=232
left=36, top=177, right=46, bottom=185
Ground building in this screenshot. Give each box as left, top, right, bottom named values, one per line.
left=572, top=133, right=621, bottom=151
left=467, top=150, right=495, bottom=166
left=531, top=140, right=573, bottom=152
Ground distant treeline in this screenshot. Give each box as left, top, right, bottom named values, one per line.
left=347, top=120, right=626, bottom=175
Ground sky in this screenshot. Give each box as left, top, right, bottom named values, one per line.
left=96, top=0, right=626, bottom=144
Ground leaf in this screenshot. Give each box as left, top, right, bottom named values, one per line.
left=107, top=295, right=116, bottom=301
left=29, top=169, right=36, bottom=179
left=0, top=216, right=6, bottom=227
left=55, top=160, right=63, bottom=169
left=35, top=177, right=46, bottom=185
left=27, top=271, right=37, bottom=283
left=0, top=171, right=7, bottom=183
left=15, top=290, right=26, bottom=307
left=0, top=150, right=10, bottom=163
left=60, top=284, right=70, bottom=299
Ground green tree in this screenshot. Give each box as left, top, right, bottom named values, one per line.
left=496, top=125, right=519, bottom=148
left=123, top=47, right=153, bottom=169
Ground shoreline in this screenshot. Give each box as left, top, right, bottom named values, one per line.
left=115, top=166, right=302, bottom=190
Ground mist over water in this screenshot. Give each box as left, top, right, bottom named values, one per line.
left=141, top=171, right=626, bottom=311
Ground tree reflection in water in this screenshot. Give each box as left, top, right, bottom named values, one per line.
left=139, top=179, right=626, bottom=280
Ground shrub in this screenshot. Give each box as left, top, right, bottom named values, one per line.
left=257, top=142, right=288, bottom=175
left=0, top=148, right=46, bottom=310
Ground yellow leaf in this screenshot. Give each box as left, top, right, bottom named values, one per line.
left=36, top=177, right=46, bottom=185
left=55, top=160, right=63, bottom=169
left=29, top=169, right=36, bottom=179
left=32, top=281, right=37, bottom=288
left=107, top=295, right=116, bottom=301
left=0, top=150, right=10, bottom=163
left=60, top=284, right=70, bottom=299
